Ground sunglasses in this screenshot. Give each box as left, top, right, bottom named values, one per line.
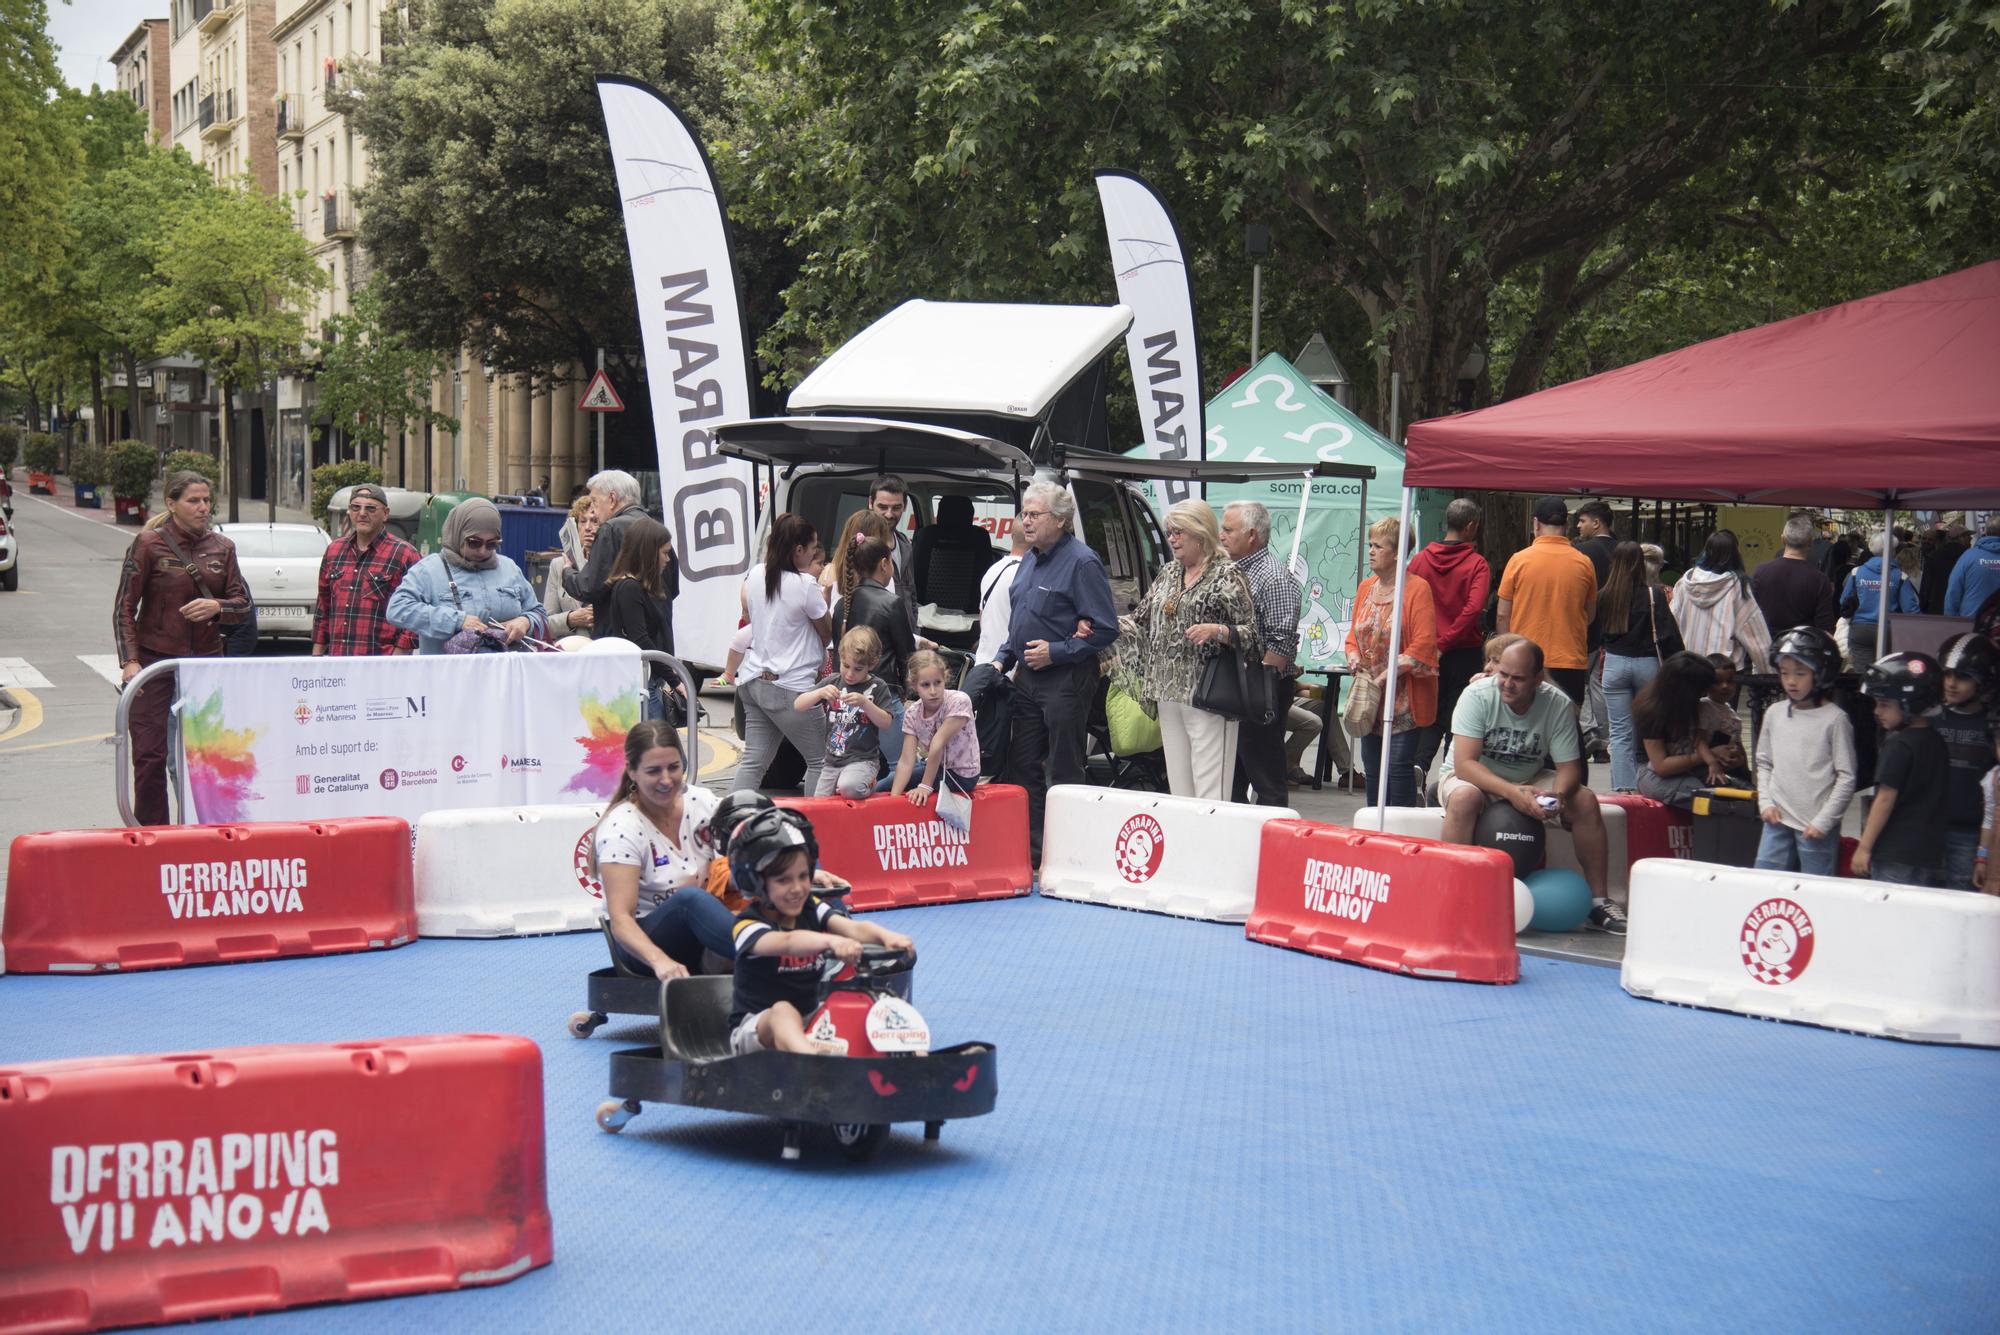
left=460, top=536, right=501, bottom=551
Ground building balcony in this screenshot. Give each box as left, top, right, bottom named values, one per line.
left=276, top=93, right=303, bottom=140
left=322, top=190, right=356, bottom=239
left=195, top=0, right=233, bottom=35
left=198, top=88, right=236, bottom=139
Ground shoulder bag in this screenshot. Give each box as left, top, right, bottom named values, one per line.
left=1341, top=669, right=1383, bottom=738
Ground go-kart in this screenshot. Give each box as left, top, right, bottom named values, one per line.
left=595, top=945, right=996, bottom=1161
left=567, top=882, right=905, bottom=1039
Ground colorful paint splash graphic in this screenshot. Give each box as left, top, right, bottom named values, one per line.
left=563, top=689, right=639, bottom=795
left=181, top=690, right=260, bottom=821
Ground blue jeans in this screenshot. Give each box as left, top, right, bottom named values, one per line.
left=1600, top=652, right=1659, bottom=792
left=1870, top=859, right=1937, bottom=889
left=1943, top=827, right=1981, bottom=891
left=1754, top=822, right=1840, bottom=877
left=873, top=696, right=907, bottom=792
left=612, top=886, right=735, bottom=975
left=1359, top=728, right=1419, bottom=807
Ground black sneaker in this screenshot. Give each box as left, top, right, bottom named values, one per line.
left=1587, top=898, right=1628, bottom=936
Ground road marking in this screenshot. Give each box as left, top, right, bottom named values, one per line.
left=0, top=658, right=52, bottom=689
left=77, top=655, right=125, bottom=688
left=25, top=491, right=123, bottom=530
left=0, top=730, right=113, bottom=755
left=0, top=686, right=43, bottom=744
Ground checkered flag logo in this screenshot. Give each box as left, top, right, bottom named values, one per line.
left=1739, top=898, right=1816, bottom=986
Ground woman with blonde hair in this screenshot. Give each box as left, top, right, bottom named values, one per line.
left=1345, top=516, right=1438, bottom=807
left=1132, top=498, right=1260, bottom=799
left=542, top=493, right=599, bottom=637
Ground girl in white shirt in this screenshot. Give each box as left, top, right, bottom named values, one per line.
left=734, top=514, right=834, bottom=793
left=590, top=719, right=729, bottom=981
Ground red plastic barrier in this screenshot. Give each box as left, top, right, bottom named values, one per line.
left=0, top=1035, right=551, bottom=1331
left=3, top=820, right=416, bottom=975
left=1600, top=793, right=1692, bottom=863
left=1246, top=820, right=1520, bottom=984
left=777, top=786, right=1032, bottom=912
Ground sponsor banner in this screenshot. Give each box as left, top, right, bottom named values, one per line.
left=1096, top=169, right=1202, bottom=511
left=173, top=652, right=644, bottom=825
left=598, top=77, right=755, bottom=668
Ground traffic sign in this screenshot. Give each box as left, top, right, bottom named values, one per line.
left=579, top=369, right=624, bottom=412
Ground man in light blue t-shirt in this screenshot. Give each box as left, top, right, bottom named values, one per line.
left=1438, top=639, right=1618, bottom=932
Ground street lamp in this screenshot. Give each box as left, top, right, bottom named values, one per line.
left=1246, top=224, right=1273, bottom=363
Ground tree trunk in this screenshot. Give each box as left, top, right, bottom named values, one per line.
left=125, top=347, right=147, bottom=450
left=89, top=356, right=106, bottom=447
left=266, top=380, right=278, bottom=523
left=221, top=375, right=239, bottom=524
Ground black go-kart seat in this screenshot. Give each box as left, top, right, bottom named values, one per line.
left=660, top=975, right=736, bottom=1063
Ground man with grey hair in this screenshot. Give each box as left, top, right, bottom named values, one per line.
left=1221, top=499, right=1301, bottom=806
left=993, top=479, right=1119, bottom=863
left=1751, top=511, right=1838, bottom=640
left=564, top=470, right=676, bottom=626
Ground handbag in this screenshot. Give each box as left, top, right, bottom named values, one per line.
left=935, top=785, right=973, bottom=836
left=1193, top=648, right=1274, bottom=725
left=1341, top=669, right=1383, bottom=738
left=1106, top=684, right=1163, bottom=755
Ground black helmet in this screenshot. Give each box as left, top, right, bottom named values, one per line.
left=1860, top=651, right=1942, bottom=716
left=1938, top=632, right=2000, bottom=696
left=1770, top=626, right=1841, bottom=692
left=727, top=807, right=818, bottom=903
left=706, top=789, right=775, bottom=856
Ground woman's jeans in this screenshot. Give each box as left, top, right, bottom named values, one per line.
left=735, top=676, right=827, bottom=793
left=1359, top=728, right=1420, bottom=807
left=612, top=886, right=735, bottom=975
left=872, top=697, right=908, bottom=793
left=1601, top=652, right=1660, bottom=791
left=1754, top=822, right=1840, bottom=877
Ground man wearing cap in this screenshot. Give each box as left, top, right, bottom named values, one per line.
left=1496, top=496, right=1598, bottom=711
left=312, top=484, right=421, bottom=656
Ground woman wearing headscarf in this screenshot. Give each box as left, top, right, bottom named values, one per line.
left=542, top=494, right=599, bottom=637
left=388, top=497, right=546, bottom=654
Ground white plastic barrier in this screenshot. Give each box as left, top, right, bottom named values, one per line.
left=413, top=802, right=607, bottom=938
left=1038, top=786, right=1297, bottom=923
left=1352, top=803, right=1636, bottom=894
left=1621, top=858, right=2000, bottom=1047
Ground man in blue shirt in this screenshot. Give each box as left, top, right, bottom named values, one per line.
left=992, top=479, right=1119, bottom=863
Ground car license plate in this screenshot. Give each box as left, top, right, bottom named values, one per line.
left=269, top=605, right=310, bottom=618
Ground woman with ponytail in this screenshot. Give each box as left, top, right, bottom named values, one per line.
left=589, top=720, right=732, bottom=980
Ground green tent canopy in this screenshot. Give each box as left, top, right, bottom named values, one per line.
left=1190, top=354, right=1438, bottom=670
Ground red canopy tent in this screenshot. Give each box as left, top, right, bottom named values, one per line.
left=1404, top=261, right=2000, bottom=508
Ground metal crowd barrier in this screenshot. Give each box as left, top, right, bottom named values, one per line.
left=112, top=650, right=700, bottom=828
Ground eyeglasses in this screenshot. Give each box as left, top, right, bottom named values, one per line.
left=348, top=503, right=384, bottom=514
left=1019, top=509, right=1049, bottom=521
left=460, top=536, right=501, bottom=551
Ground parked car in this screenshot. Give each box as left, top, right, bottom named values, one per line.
left=715, top=300, right=1364, bottom=650
left=215, top=522, right=330, bottom=641
left=0, top=506, right=17, bottom=591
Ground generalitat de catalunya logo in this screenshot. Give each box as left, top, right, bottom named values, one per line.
left=1113, top=814, right=1165, bottom=884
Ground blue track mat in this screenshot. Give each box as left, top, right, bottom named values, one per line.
left=3, top=895, right=1995, bottom=1331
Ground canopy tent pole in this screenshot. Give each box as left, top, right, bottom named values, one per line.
left=1877, top=504, right=1895, bottom=662
left=1288, top=472, right=1311, bottom=569
left=1373, top=485, right=1416, bottom=829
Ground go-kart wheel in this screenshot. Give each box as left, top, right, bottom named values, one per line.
left=832, top=1122, right=889, bottom=1161
left=568, top=1010, right=605, bottom=1039
left=595, top=1098, right=641, bottom=1133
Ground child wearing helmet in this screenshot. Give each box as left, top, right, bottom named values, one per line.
left=1935, top=633, right=1998, bottom=890
left=1853, top=652, right=1949, bottom=886
left=726, top=807, right=911, bottom=1055
left=1753, top=627, right=1857, bottom=876
left=701, top=788, right=852, bottom=912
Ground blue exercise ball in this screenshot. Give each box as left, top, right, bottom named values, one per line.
left=1524, top=867, right=1592, bottom=933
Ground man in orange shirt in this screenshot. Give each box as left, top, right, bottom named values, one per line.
left=1496, top=496, right=1598, bottom=709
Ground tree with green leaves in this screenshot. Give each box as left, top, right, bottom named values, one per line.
left=145, top=179, right=325, bottom=522
left=352, top=0, right=739, bottom=381
left=309, top=280, right=459, bottom=468
left=0, top=0, right=79, bottom=309
left=731, top=0, right=1974, bottom=429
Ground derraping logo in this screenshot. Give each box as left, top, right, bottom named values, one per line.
left=1113, top=814, right=1165, bottom=884
left=573, top=832, right=602, bottom=899
left=1741, top=898, right=1815, bottom=985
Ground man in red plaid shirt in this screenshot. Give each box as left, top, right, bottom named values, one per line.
left=312, top=485, right=421, bottom=656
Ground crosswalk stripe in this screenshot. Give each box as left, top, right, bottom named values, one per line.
left=77, top=655, right=125, bottom=688
left=0, top=657, right=53, bottom=689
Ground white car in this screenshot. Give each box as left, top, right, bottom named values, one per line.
left=217, top=522, right=330, bottom=640
left=0, top=506, right=17, bottom=591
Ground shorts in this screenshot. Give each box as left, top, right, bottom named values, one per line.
left=1547, top=668, right=1588, bottom=705
left=1438, top=767, right=1560, bottom=811
left=730, top=1011, right=767, bottom=1056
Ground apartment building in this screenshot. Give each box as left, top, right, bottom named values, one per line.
left=112, top=20, right=172, bottom=145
